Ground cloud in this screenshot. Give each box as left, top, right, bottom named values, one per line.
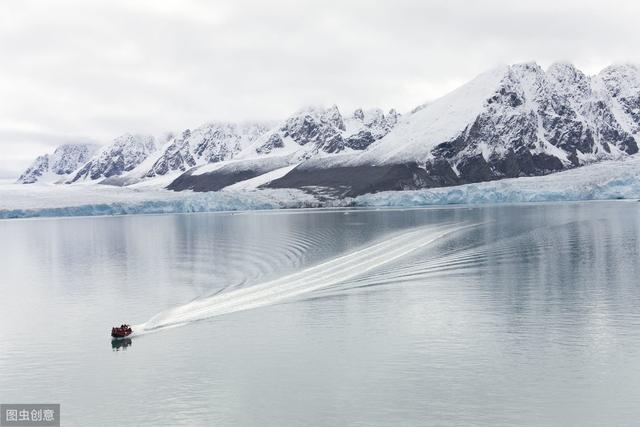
left=1, top=0, right=639, bottom=176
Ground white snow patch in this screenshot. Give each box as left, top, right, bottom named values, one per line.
left=190, top=160, right=231, bottom=176
left=224, top=164, right=300, bottom=190
left=127, top=171, right=185, bottom=190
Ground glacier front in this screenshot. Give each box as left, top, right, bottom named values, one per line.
left=1, top=155, right=639, bottom=219
left=352, top=155, right=640, bottom=206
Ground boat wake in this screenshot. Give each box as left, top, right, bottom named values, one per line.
left=132, top=223, right=478, bottom=335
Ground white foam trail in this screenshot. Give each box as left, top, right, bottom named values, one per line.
left=133, top=224, right=475, bottom=335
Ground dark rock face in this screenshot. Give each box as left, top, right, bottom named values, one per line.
left=344, top=130, right=376, bottom=151
left=100, top=158, right=125, bottom=178
left=278, top=106, right=346, bottom=155
left=255, top=134, right=284, bottom=155
left=586, top=100, right=637, bottom=156
left=322, top=133, right=348, bottom=154
left=265, top=163, right=438, bottom=197
left=261, top=152, right=566, bottom=198
left=492, top=149, right=534, bottom=177
left=168, top=157, right=291, bottom=192
left=168, top=168, right=259, bottom=192
left=265, top=160, right=466, bottom=197
left=532, top=153, right=564, bottom=172
left=487, top=86, right=523, bottom=108
left=457, top=154, right=494, bottom=183
left=425, top=160, right=459, bottom=186
left=146, top=137, right=196, bottom=177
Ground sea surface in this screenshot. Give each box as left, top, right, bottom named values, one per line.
left=1, top=202, right=640, bottom=426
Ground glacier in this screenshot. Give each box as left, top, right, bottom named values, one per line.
left=1, top=155, right=639, bottom=219
left=0, top=183, right=319, bottom=219
left=352, top=155, right=640, bottom=206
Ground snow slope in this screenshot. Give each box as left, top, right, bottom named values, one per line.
left=360, top=66, right=509, bottom=164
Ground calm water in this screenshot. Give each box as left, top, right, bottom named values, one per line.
left=1, top=203, right=640, bottom=426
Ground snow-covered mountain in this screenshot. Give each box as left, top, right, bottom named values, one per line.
left=167, top=105, right=401, bottom=191
left=17, top=155, right=50, bottom=184
left=262, top=62, right=640, bottom=196
left=142, top=122, right=271, bottom=178
left=596, top=64, right=640, bottom=142
left=15, top=62, right=640, bottom=199
left=18, top=105, right=398, bottom=188
left=238, top=105, right=400, bottom=159
left=68, top=133, right=156, bottom=183
left=358, top=62, right=638, bottom=170
left=17, top=143, right=98, bottom=184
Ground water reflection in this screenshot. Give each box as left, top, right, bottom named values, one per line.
left=111, top=338, right=132, bottom=351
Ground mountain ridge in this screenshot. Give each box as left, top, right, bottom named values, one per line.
left=262, top=62, right=640, bottom=196
left=17, top=143, right=99, bottom=184
left=16, top=62, right=640, bottom=198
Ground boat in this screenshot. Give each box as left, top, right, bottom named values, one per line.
left=111, top=324, right=133, bottom=338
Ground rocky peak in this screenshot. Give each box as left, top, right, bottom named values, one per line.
left=49, top=144, right=98, bottom=175
left=145, top=136, right=195, bottom=178
left=17, top=143, right=98, bottom=184
left=546, top=63, right=591, bottom=100
left=321, top=105, right=346, bottom=131
left=278, top=106, right=345, bottom=151
left=596, top=64, right=640, bottom=139
left=387, top=109, right=400, bottom=126
left=16, top=155, right=49, bottom=184
left=191, top=122, right=268, bottom=162
left=144, top=121, right=269, bottom=178
left=251, top=105, right=400, bottom=157
left=427, top=61, right=639, bottom=182
left=69, top=133, right=156, bottom=182
left=597, top=64, right=640, bottom=97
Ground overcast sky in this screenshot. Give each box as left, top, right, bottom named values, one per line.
left=1, top=0, right=639, bottom=177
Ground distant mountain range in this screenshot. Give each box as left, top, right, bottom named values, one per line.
left=17, top=62, right=640, bottom=198
left=17, top=143, right=99, bottom=184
